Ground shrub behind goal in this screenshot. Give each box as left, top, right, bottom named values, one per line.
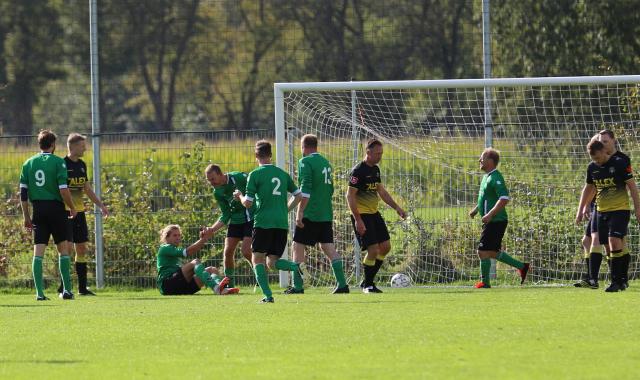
left=274, top=76, right=640, bottom=287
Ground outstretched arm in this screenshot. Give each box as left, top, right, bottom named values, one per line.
left=377, top=183, right=406, bottom=219
left=576, top=184, right=596, bottom=224
left=84, top=182, right=109, bottom=217
left=626, top=179, right=640, bottom=223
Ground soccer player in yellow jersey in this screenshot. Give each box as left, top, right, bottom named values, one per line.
left=576, top=139, right=640, bottom=292
left=346, top=139, right=406, bottom=293
left=56, top=133, right=109, bottom=296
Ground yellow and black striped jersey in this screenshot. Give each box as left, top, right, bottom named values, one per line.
left=348, top=161, right=381, bottom=214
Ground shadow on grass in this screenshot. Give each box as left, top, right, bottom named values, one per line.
left=0, top=304, right=59, bottom=308
left=2, top=359, right=85, bottom=365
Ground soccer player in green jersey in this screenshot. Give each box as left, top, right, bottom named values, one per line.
left=576, top=140, right=640, bottom=292
left=19, top=130, right=77, bottom=301
left=291, top=134, right=348, bottom=294
left=205, top=164, right=254, bottom=288
left=234, top=140, right=303, bottom=303
left=469, top=148, right=529, bottom=288
left=346, top=139, right=407, bottom=293
left=157, top=224, right=238, bottom=295
left=56, top=133, right=109, bottom=296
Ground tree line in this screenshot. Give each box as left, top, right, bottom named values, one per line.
left=0, top=0, right=638, bottom=136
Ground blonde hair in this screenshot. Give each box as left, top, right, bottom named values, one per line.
left=67, top=133, right=87, bottom=146
left=159, top=224, right=181, bottom=243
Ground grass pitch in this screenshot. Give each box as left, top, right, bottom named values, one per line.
left=1, top=285, right=639, bottom=379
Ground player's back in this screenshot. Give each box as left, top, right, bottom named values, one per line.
left=299, top=153, right=334, bottom=222
left=247, top=164, right=297, bottom=229
left=21, top=153, right=66, bottom=202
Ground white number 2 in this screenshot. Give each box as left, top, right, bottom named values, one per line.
left=35, top=170, right=46, bottom=187
left=271, top=177, right=281, bottom=195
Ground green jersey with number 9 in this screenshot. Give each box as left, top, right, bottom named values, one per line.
left=19, top=153, right=68, bottom=202
left=245, top=164, right=300, bottom=229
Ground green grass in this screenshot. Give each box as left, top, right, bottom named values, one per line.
left=1, top=285, right=639, bottom=379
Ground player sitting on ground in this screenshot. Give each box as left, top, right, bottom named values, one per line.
left=156, top=224, right=238, bottom=296
left=469, top=148, right=529, bottom=288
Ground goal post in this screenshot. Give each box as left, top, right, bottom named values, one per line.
left=274, top=75, right=640, bottom=287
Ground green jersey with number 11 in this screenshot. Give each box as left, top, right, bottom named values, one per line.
left=245, top=164, right=300, bottom=229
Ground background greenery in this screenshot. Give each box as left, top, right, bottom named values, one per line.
left=1, top=0, right=639, bottom=135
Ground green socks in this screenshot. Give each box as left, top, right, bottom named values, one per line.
left=224, top=267, right=235, bottom=287
left=480, top=258, right=491, bottom=285
left=254, top=263, right=272, bottom=298
left=33, top=256, right=44, bottom=297
left=331, top=259, right=347, bottom=288
left=496, top=251, right=524, bottom=270
left=194, top=264, right=221, bottom=290
left=275, top=259, right=303, bottom=290
left=59, top=255, right=72, bottom=292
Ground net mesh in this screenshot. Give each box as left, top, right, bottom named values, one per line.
left=281, top=81, right=640, bottom=286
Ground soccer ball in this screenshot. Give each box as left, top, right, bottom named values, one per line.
left=390, top=273, right=411, bottom=288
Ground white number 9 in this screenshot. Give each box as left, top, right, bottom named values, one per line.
left=35, top=170, right=46, bottom=187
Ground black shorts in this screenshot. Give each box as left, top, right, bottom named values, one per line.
left=67, top=211, right=89, bottom=244
left=585, top=209, right=598, bottom=237
left=32, top=200, right=71, bottom=245
left=479, top=221, right=508, bottom=252
left=597, top=210, right=630, bottom=245
left=252, top=228, right=288, bottom=257
left=161, top=269, right=201, bottom=295
left=227, top=221, right=253, bottom=239
left=351, top=212, right=390, bottom=251
left=293, top=219, right=334, bottom=246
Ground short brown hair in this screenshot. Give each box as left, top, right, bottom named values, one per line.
left=366, top=138, right=382, bottom=150
left=301, top=134, right=318, bottom=149
left=588, top=140, right=605, bottom=155
left=67, top=133, right=86, bottom=146
left=255, top=140, right=272, bottom=158
left=599, top=129, right=615, bottom=139
left=205, top=164, right=222, bottom=175
left=38, top=129, right=57, bottom=150
left=483, top=147, right=500, bottom=165
left=159, top=224, right=181, bottom=243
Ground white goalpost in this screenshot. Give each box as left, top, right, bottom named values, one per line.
left=274, top=75, right=640, bottom=287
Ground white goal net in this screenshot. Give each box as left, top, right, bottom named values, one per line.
left=275, top=76, right=640, bottom=287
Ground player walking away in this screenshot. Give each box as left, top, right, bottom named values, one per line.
left=576, top=140, right=640, bottom=292
left=469, top=148, right=529, bottom=289
left=291, top=134, right=349, bottom=294
left=156, top=225, right=238, bottom=296
left=205, top=164, right=255, bottom=289
left=234, top=140, right=303, bottom=303
left=346, top=139, right=407, bottom=294
left=19, top=130, right=77, bottom=301
left=575, top=134, right=604, bottom=289
left=55, top=133, right=109, bottom=296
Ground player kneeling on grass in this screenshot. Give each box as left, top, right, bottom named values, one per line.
left=157, top=225, right=239, bottom=296
left=469, top=148, right=529, bottom=288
